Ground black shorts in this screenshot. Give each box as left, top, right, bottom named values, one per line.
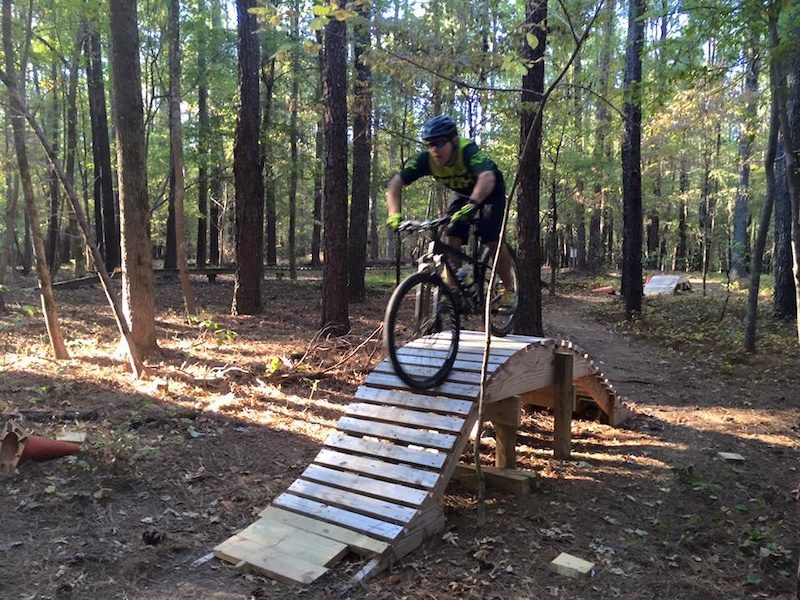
left=444, top=190, right=505, bottom=244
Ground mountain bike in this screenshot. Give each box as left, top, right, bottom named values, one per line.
left=383, top=214, right=520, bottom=389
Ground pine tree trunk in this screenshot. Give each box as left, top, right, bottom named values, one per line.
left=320, top=16, right=349, bottom=335
left=514, top=0, right=547, bottom=337
left=109, top=0, right=157, bottom=352
left=621, top=0, right=644, bottom=317
left=348, top=3, right=372, bottom=302
left=745, top=88, right=779, bottom=352
left=169, top=0, right=196, bottom=316
left=731, top=41, right=761, bottom=281
left=232, top=0, right=264, bottom=315
left=2, top=0, right=67, bottom=358
left=84, top=26, right=119, bottom=271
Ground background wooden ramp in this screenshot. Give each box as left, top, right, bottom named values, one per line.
left=213, top=332, right=624, bottom=585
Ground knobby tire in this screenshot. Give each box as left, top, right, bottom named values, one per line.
left=383, top=272, right=460, bottom=389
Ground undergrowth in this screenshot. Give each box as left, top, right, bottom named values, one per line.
left=585, top=283, right=798, bottom=371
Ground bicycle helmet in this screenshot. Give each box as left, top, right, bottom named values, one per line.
left=420, top=115, right=458, bottom=141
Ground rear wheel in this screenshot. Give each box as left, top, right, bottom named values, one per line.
left=480, top=243, right=519, bottom=336
left=383, top=272, right=460, bottom=389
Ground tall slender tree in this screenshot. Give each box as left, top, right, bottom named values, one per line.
left=588, top=0, right=615, bottom=273
left=730, top=38, right=761, bottom=281
left=232, top=0, right=264, bottom=315
left=621, top=0, right=645, bottom=317
left=767, top=4, right=800, bottom=341
left=2, top=0, right=67, bottom=358
left=348, top=2, right=372, bottom=302
left=196, top=0, right=209, bottom=269
left=169, top=0, right=196, bottom=316
left=515, top=0, right=547, bottom=337
left=320, top=12, right=349, bottom=334
left=84, top=23, right=119, bottom=271
left=109, top=0, right=157, bottom=352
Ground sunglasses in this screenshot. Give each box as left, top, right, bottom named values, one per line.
left=426, top=138, right=450, bottom=149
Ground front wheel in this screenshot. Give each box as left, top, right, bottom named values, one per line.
left=383, top=272, right=460, bottom=389
left=480, top=243, right=519, bottom=336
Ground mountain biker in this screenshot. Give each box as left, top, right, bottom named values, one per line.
left=385, top=115, right=516, bottom=308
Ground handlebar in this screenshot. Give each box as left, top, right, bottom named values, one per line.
left=396, top=215, right=450, bottom=234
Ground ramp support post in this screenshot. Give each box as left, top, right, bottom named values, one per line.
left=485, top=396, right=521, bottom=468
left=553, top=350, right=574, bottom=460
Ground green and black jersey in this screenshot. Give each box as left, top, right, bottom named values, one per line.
left=399, top=137, right=504, bottom=200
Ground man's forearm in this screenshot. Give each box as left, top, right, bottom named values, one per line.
left=386, top=174, right=404, bottom=214
left=470, top=171, right=496, bottom=204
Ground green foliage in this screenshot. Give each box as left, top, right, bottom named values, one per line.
left=588, top=283, right=796, bottom=370
left=189, top=315, right=238, bottom=346
left=365, top=270, right=404, bottom=294
left=1, top=0, right=791, bottom=289
left=672, top=463, right=722, bottom=498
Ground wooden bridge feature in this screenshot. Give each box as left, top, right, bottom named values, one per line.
left=213, top=331, right=628, bottom=585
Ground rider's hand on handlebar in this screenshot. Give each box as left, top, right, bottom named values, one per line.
left=450, top=199, right=479, bottom=224
left=386, top=213, right=402, bottom=230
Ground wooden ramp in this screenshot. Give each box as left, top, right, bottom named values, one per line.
left=213, top=331, right=625, bottom=585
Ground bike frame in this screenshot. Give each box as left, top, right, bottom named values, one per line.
left=414, top=216, right=488, bottom=315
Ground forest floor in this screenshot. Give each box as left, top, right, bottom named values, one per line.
left=0, top=267, right=798, bottom=600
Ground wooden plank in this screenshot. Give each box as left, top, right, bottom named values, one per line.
left=287, top=479, right=417, bottom=523
left=324, top=433, right=447, bottom=470
left=237, top=518, right=348, bottom=567
left=371, top=360, right=494, bottom=386
left=396, top=346, right=509, bottom=366
left=457, top=331, right=553, bottom=351
left=370, top=363, right=487, bottom=388
left=355, top=386, right=474, bottom=415
left=345, top=403, right=466, bottom=433
left=259, top=506, right=390, bottom=556
left=214, top=534, right=259, bottom=565
left=314, top=448, right=440, bottom=489
left=392, top=333, right=529, bottom=359
left=213, top=534, right=329, bottom=585
left=363, top=371, right=480, bottom=399
left=240, top=545, right=330, bottom=585
left=373, top=352, right=505, bottom=373
left=336, top=416, right=457, bottom=450
left=300, top=463, right=430, bottom=506
left=273, top=493, right=404, bottom=540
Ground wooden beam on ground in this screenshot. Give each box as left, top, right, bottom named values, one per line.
left=451, top=463, right=539, bottom=495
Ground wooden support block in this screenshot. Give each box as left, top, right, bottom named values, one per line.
left=549, top=552, right=596, bottom=578
left=56, top=431, right=87, bottom=443
left=717, top=451, right=745, bottom=462
left=485, top=396, right=521, bottom=427
left=451, top=463, right=538, bottom=495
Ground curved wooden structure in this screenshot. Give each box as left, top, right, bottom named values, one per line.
left=214, top=332, right=628, bottom=585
